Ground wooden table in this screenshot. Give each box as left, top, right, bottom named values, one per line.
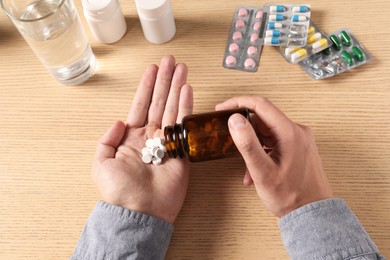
left=1, top=0, right=389, bottom=259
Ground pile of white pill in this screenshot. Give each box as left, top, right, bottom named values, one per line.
left=141, top=137, right=167, bottom=165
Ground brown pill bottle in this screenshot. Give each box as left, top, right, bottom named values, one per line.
left=164, top=108, right=250, bottom=162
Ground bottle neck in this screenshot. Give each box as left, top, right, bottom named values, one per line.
left=164, top=123, right=186, bottom=159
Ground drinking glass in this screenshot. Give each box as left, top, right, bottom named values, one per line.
left=1, top=0, right=96, bottom=85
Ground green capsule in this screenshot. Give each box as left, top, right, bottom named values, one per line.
left=352, top=46, right=365, bottom=62
left=341, top=50, right=354, bottom=66
left=330, top=34, right=342, bottom=51
left=322, top=47, right=332, bottom=56
left=340, top=31, right=352, bottom=47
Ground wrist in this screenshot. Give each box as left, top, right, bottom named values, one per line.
left=104, top=200, right=178, bottom=224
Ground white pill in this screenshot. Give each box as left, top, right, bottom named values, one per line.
left=142, top=147, right=152, bottom=156
left=142, top=153, right=153, bottom=164
left=145, top=139, right=154, bottom=148
left=154, top=148, right=165, bottom=159
left=159, top=144, right=167, bottom=153
left=152, top=137, right=163, bottom=146
left=152, top=157, right=162, bottom=165
left=150, top=146, right=159, bottom=155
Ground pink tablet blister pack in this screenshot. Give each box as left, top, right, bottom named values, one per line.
left=222, top=6, right=266, bottom=72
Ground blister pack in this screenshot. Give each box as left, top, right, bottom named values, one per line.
left=222, top=6, right=266, bottom=72
left=278, top=21, right=332, bottom=64
left=299, top=29, right=372, bottom=79
left=262, top=4, right=311, bottom=47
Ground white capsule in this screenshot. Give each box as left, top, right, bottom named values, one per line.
left=285, top=47, right=300, bottom=56
left=145, top=139, right=154, bottom=148
left=142, top=147, right=152, bottom=156
left=312, top=38, right=328, bottom=50
left=291, top=15, right=308, bottom=22
left=264, top=37, right=280, bottom=45
left=292, top=6, right=310, bottom=13
left=267, top=22, right=283, bottom=29
left=152, top=157, right=162, bottom=165
left=307, top=32, right=322, bottom=45
left=291, top=49, right=307, bottom=63
left=142, top=153, right=153, bottom=164
left=265, top=30, right=281, bottom=37
left=270, top=5, right=286, bottom=12
left=269, top=14, right=284, bottom=22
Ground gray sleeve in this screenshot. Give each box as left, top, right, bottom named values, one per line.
left=71, top=201, right=173, bottom=260
left=279, top=198, right=385, bottom=260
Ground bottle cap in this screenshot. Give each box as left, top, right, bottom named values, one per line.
left=82, top=0, right=116, bottom=18
left=135, top=0, right=171, bottom=18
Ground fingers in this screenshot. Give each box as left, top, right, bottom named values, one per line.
left=161, top=63, right=189, bottom=127
left=127, top=64, right=158, bottom=127
left=127, top=55, right=189, bottom=129
left=95, top=121, right=127, bottom=162
left=243, top=169, right=254, bottom=186
left=228, top=113, right=276, bottom=186
left=147, top=55, right=177, bottom=128
left=216, top=96, right=295, bottom=142
left=176, top=84, right=193, bottom=123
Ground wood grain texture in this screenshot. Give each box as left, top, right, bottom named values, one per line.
left=0, top=0, right=389, bottom=259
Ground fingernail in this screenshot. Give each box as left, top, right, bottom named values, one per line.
left=229, top=114, right=246, bottom=131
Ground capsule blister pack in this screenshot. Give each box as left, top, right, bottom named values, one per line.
left=262, top=4, right=311, bottom=47
left=278, top=21, right=332, bottom=64
left=299, top=29, right=372, bottom=79
left=222, top=6, right=266, bottom=72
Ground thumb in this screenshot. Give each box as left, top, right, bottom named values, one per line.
left=228, top=114, right=276, bottom=184
left=95, top=121, right=127, bottom=162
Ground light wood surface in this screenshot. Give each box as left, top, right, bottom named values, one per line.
left=1, top=0, right=389, bottom=259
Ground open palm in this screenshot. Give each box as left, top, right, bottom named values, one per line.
left=92, top=56, right=193, bottom=224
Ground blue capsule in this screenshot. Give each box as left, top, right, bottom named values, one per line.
left=269, top=14, right=284, bottom=21
left=266, top=30, right=281, bottom=37
left=270, top=5, right=286, bottom=12
left=292, top=15, right=308, bottom=22
left=265, top=37, right=280, bottom=45
left=292, top=6, right=310, bottom=13
left=267, top=22, right=283, bottom=30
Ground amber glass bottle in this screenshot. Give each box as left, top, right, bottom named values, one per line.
left=164, top=108, right=250, bottom=162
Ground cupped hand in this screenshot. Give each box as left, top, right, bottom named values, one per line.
left=92, top=55, right=193, bottom=224
left=216, top=96, right=333, bottom=217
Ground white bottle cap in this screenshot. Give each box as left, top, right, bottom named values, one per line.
left=82, top=0, right=127, bottom=44
left=134, top=0, right=170, bottom=18
left=82, top=0, right=116, bottom=18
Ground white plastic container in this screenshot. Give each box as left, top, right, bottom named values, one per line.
left=134, top=0, right=176, bottom=44
left=82, top=0, right=127, bottom=44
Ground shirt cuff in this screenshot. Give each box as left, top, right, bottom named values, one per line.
left=72, top=201, right=174, bottom=260
left=279, top=198, right=380, bottom=260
